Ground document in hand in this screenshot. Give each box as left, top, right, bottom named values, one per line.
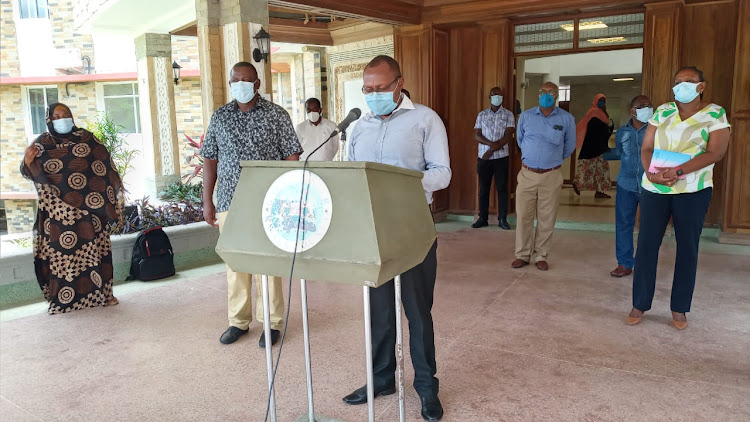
left=649, top=149, right=691, bottom=179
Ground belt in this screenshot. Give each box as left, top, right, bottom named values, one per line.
left=523, top=164, right=561, bottom=174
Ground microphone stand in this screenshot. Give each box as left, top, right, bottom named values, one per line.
left=339, top=130, right=347, bottom=162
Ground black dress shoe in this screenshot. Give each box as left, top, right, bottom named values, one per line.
left=471, top=219, right=488, bottom=228
left=258, top=329, right=280, bottom=348
left=342, top=384, right=396, bottom=405
left=420, top=395, right=443, bottom=421
left=498, top=218, right=510, bottom=230
left=220, top=326, right=248, bottom=344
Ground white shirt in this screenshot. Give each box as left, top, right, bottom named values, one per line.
left=348, top=94, right=451, bottom=204
left=295, top=117, right=339, bottom=161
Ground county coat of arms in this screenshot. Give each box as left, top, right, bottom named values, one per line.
left=262, top=170, right=333, bottom=253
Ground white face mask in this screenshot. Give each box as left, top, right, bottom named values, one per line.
left=52, top=118, right=74, bottom=134
left=634, top=107, right=654, bottom=123
left=307, top=111, right=320, bottom=122
left=230, top=81, right=256, bottom=103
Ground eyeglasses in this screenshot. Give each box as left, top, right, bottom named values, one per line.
left=362, top=77, right=400, bottom=94
left=539, top=89, right=558, bottom=96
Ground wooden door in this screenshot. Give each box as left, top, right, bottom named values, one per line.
left=430, top=28, right=451, bottom=214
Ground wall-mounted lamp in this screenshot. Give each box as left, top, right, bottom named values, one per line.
left=172, top=61, right=182, bottom=85
left=252, top=28, right=271, bottom=63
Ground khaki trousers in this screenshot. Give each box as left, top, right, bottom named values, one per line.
left=217, top=212, right=285, bottom=331
left=514, top=167, right=563, bottom=263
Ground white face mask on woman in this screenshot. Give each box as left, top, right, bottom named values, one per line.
left=52, top=118, right=74, bottom=134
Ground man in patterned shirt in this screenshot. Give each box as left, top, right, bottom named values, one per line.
left=472, top=86, right=515, bottom=230
left=200, top=61, right=303, bottom=347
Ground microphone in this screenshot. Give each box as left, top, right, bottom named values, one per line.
left=329, top=108, right=361, bottom=138
left=307, top=108, right=361, bottom=162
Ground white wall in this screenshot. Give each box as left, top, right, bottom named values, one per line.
left=343, top=79, right=369, bottom=134
left=15, top=19, right=55, bottom=77
left=92, top=33, right=137, bottom=73
left=524, top=48, right=642, bottom=77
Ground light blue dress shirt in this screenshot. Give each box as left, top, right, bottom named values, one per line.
left=516, top=106, right=576, bottom=170
left=348, top=95, right=452, bottom=204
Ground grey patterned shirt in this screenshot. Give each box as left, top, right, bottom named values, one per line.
left=474, top=106, right=515, bottom=159
left=200, top=97, right=303, bottom=212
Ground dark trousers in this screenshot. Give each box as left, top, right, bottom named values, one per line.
left=477, top=157, right=509, bottom=221
left=615, top=186, right=641, bottom=268
left=370, top=240, right=439, bottom=398
left=632, top=188, right=712, bottom=313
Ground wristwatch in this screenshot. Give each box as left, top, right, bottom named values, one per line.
left=675, top=166, right=684, bottom=177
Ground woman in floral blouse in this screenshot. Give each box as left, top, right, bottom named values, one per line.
left=627, top=66, right=730, bottom=330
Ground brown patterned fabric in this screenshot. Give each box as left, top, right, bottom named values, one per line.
left=573, top=156, right=611, bottom=192
left=21, top=104, right=123, bottom=314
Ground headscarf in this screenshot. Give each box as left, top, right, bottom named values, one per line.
left=575, top=93, right=609, bottom=149
left=21, top=103, right=124, bottom=226
left=46, top=102, right=77, bottom=138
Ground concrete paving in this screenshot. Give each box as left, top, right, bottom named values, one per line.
left=1, top=227, right=748, bottom=421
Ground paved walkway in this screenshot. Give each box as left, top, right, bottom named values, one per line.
left=1, top=227, right=749, bottom=421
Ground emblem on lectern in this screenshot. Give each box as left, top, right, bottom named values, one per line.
left=262, top=170, right=333, bottom=253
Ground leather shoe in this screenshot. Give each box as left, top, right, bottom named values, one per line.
left=342, top=384, right=396, bottom=405
left=420, top=395, right=444, bottom=421
left=610, top=265, right=633, bottom=278
left=258, top=329, right=280, bottom=348
left=498, top=218, right=510, bottom=230
left=535, top=261, right=549, bottom=271
left=573, top=183, right=581, bottom=196
left=471, top=219, right=488, bottom=228
left=220, top=326, right=248, bottom=344
left=511, top=259, right=528, bottom=268
left=672, top=313, right=688, bottom=330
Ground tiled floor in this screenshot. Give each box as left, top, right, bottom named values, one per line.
left=1, top=227, right=748, bottom=421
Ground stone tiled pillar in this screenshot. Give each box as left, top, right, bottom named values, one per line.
left=135, top=33, right=181, bottom=198
left=196, top=0, right=272, bottom=129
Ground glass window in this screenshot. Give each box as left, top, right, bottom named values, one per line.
left=559, top=85, right=571, bottom=102
left=27, top=87, right=58, bottom=134
left=101, top=83, right=140, bottom=133
left=515, top=20, right=575, bottom=54
left=578, top=14, right=644, bottom=48
left=18, top=0, right=49, bottom=19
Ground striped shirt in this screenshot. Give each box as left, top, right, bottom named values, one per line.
left=474, top=107, right=515, bottom=159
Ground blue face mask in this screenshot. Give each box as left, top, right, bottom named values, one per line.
left=231, top=81, right=256, bottom=104
left=539, top=93, right=555, bottom=108
left=597, top=99, right=606, bottom=109
left=635, top=107, right=654, bottom=123
left=490, top=95, right=503, bottom=107
left=516, top=106, right=522, bottom=114
left=366, top=91, right=398, bottom=116
left=673, top=82, right=700, bottom=104
left=52, top=118, right=74, bottom=134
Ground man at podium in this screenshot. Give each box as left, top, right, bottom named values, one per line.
left=345, top=55, right=451, bottom=421
left=200, top=62, right=303, bottom=347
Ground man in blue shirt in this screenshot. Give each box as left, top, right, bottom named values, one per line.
left=603, top=95, right=653, bottom=278
left=512, top=82, right=576, bottom=271
left=345, top=55, right=450, bottom=421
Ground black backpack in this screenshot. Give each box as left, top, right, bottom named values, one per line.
left=127, top=227, right=175, bottom=281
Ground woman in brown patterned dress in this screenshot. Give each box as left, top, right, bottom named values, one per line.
left=21, top=103, right=123, bottom=314
left=573, top=93, right=615, bottom=198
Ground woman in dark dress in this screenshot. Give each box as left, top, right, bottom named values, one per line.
left=573, top=93, right=614, bottom=198
left=21, top=103, right=123, bottom=314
